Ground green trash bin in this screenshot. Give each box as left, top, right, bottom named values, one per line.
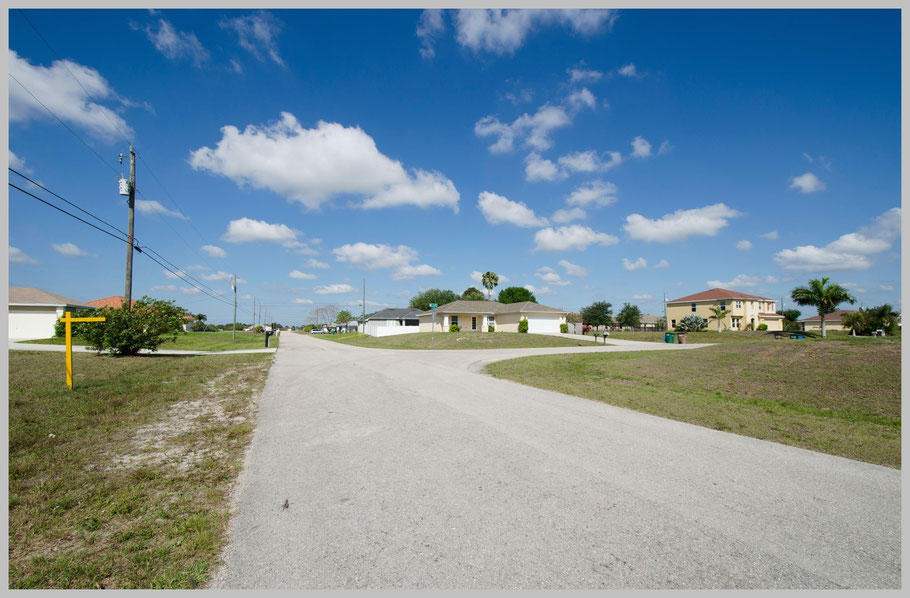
left=664, top=332, right=676, bottom=343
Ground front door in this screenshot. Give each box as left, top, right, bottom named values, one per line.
left=472, top=316, right=477, bottom=330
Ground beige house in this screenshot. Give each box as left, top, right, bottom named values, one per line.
left=798, top=309, right=857, bottom=332
left=9, top=287, right=95, bottom=340
left=418, top=300, right=567, bottom=333
left=666, top=288, right=784, bottom=332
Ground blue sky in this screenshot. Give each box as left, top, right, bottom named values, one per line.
left=8, top=8, right=901, bottom=324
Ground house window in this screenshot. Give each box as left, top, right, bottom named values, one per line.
left=471, top=316, right=477, bottom=330
left=732, top=317, right=740, bottom=329
left=720, top=301, right=726, bottom=311
left=691, top=303, right=697, bottom=312
left=736, top=300, right=742, bottom=309
left=488, top=316, right=495, bottom=325
left=451, top=315, right=458, bottom=326
left=671, top=319, right=676, bottom=328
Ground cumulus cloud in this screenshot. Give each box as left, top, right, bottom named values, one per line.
left=622, top=257, right=647, bottom=271
left=10, top=246, right=40, bottom=264
left=524, top=152, right=564, bottom=182
left=618, top=63, right=638, bottom=77
left=219, top=11, right=284, bottom=66
left=289, top=270, right=317, bottom=280
left=623, top=203, right=743, bottom=243
left=524, top=284, right=555, bottom=296
left=789, top=172, right=825, bottom=194
left=51, top=242, right=93, bottom=257
left=558, top=259, right=588, bottom=277
left=190, top=112, right=459, bottom=211
left=417, top=9, right=446, bottom=59
left=558, top=150, right=622, bottom=174
left=136, top=199, right=188, bottom=220
left=536, top=266, right=571, bottom=286
left=630, top=136, right=652, bottom=158
left=313, top=284, right=356, bottom=295
left=139, top=17, right=209, bottom=67
left=566, top=180, right=618, bottom=207
left=9, top=49, right=135, bottom=141
left=9, top=150, right=27, bottom=171
left=453, top=9, right=617, bottom=55
left=760, top=230, right=779, bottom=240
left=706, top=274, right=778, bottom=289
left=477, top=191, right=549, bottom=227
left=551, top=207, right=586, bottom=224
left=333, top=242, right=440, bottom=280
left=736, top=240, right=753, bottom=251
left=475, top=104, right=572, bottom=154
left=567, top=65, right=603, bottom=83
left=201, top=244, right=226, bottom=258
left=392, top=264, right=443, bottom=280
left=222, top=217, right=301, bottom=246
left=534, top=225, right=618, bottom=251
left=774, top=207, right=900, bottom=271
left=653, top=259, right=670, bottom=269
left=199, top=271, right=245, bottom=284
left=566, top=87, right=596, bottom=111
left=305, top=258, right=329, bottom=270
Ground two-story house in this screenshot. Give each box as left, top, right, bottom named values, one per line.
left=666, top=288, right=784, bottom=332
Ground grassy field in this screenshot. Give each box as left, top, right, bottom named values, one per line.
left=485, top=340, right=901, bottom=468
left=23, top=330, right=278, bottom=351
left=314, top=330, right=594, bottom=350
left=8, top=350, right=274, bottom=588
left=605, top=329, right=900, bottom=344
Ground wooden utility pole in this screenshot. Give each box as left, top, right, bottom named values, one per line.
left=123, top=145, right=136, bottom=309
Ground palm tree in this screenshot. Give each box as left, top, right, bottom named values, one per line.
left=707, top=305, right=732, bottom=332
left=790, top=277, right=856, bottom=338
left=481, top=271, right=499, bottom=301
left=841, top=310, right=865, bottom=336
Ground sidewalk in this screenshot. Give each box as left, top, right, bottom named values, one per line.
left=8, top=341, right=277, bottom=355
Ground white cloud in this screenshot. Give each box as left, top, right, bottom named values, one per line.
left=623, top=203, right=743, bottom=243
left=706, top=274, right=778, bottom=289
left=471, top=270, right=510, bottom=286
left=630, top=136, right=652, bottom=158
left=536, top=266, right=571, bottom=286
left=140, top=17, right=209, bottom=67
left=9, top=150, right=27, bottom=171
left=314, top=284, right=356, bottom=295
left=136, top=199, right=188, bottom=220
left=534, top=225, right=618, bottom=251
left=201, top=244, right=226, bottom=257
left=736, top=240, right=753, bottom=251
left=789, top=172, right=825, bottom=194
left=760, top=230, right=779, bottom=240
left=9, top=49, right=135, bottom=141
left=453, top=9, right=617, bottom=55
left=551, top=207, right=587, bottom=224
left=229, top=59, right=243, bottom=74
left=618, top=63, right=638, bottom=77
left=305, top=258, right=329, bottom=270
left=333, top=242, right=439, bottom=280
left=475, top=103, right=571, bottom=154
left=774, top=208, right=900, bottom=272
left=222, top=217, right=300, bottom=246
left=392, top=264, right=443, bottom=280
left=199, top=270, right=243, bottom=283
left=524, top=152, right=564, bottom=182
left=567, top=65, right=603, bottom=83
left=149, top=284, right=201, bottom=295
left=51, top=242, right=93, bottom=257
left=293, top=298, right=314, bottom=304
left=842, top=282, right=867, bottom=294
left=219, top=11, right=284, bottom=66
left=417, top=9, right=446, bottom=59
left=658, top=140, right=672, bottom=155
left=630, top=294, right=652, bottom=300
left=477, top=191, right=549, bottom=227
left=10, top=246, right=39, bottom=264
left=558, top=150, right=622, bottom=173
left=565, top=180, right=618, bottom=207
left=524, top=284, right=555, bottom=296
left=190, top=112, right=459, bottom=211
left=880, top=284, right=894, bottom=292
left=566, top=87, right=596, bottom=111
left=289, top=270, right=317, bottom=280
left=653, top=259, right=670, bottom=269
left=558, top=259, right=588, bottom=277
left=622, top=257, right=647, bottom=271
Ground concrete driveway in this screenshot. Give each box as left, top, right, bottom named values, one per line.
left=210, top=332, right=900, bottom=589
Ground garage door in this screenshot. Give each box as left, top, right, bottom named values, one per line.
left=526, top=316, right=560, bottom=333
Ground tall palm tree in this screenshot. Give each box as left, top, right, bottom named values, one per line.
left=790, top=277, right=856, bottom=338
left=707, top=305, right=732, bottom=332
left=481, top=271, right=499, bottom=301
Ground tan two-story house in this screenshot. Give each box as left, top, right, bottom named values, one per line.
left=666, top=288, right=784, bottom=332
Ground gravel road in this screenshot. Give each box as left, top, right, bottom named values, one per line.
left=210, top=332, right=900, bottom=589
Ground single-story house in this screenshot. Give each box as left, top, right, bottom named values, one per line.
left=417, top=300, right=567, bottom=333
left=9, top=287, right=95, bottom=340
left=640, top=314, right=664, bottom=330
left=363, top=307, right=420, bottom=336
left=85, top=295, right=138, bottom=309
left=334, top=320, right=360, bottom=333
left=666, top=288, right=784, bottom=332
left=798, top=310, right=857, bottom=332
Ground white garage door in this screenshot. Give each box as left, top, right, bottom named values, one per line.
left=526, top=316, right=560, bottom=333
left=9, top=310, right=58, bottom=340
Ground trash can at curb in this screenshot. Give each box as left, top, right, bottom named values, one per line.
left=663, top=332, right=676, bottom=343
left=677, top=333, right=688, bottom=344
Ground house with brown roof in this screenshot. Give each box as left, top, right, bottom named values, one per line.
left=666, top=288, right=784, bottom=332
left=797, top=309, right=857, bottom=332
left=417, top=300, right=567, bottom=333
left=8, top=287, right=95, bottom=340
left=84, top=295, right=138, bottom=309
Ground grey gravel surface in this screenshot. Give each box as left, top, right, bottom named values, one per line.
left=210, top=332, right=900, bottom=589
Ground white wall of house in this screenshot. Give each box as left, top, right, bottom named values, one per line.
left=9, top=305, right=64, bottom=339
left=365, top=321, right=419, bottom=336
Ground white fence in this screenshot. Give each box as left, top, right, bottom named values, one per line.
left=364, top=323, right=420, bottom=337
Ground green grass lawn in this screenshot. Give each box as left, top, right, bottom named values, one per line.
left=606, top=329, right=901, bottom=345
left=22, top=330, right=278, bottom=351
left=485, top=340, right=900, bottom=468
left=315, top=331, right=595, bottom=350
left=8, top=350, right=274, bottom=588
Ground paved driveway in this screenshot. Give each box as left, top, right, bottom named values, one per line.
left=210, top=332, right=900, bottom=589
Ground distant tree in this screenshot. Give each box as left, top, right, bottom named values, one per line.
left=498, top=286, right=536, bottom=304
left=336, top=310, right=353, bottom=324
left=866, top=304, right=900, bottom=335
left=482, top=271, right=499, bottom=301
left=191, top=312, right=207, bottom=331
left=566, top=312, right=584, bottom=324
left=707, top=305, right=732, bottom=332
left=409, top=288, right=459, bottom=311
left=777, top=308, right=803, bottom=332
left=581, top=301, right=613, bottom=330
left=460, top=286, right=486, bottom=301
left=790, top=277, right=856, bottom=338
left=676, top=314, right=707, bottom=332
left=616, top=303, right=642, bottom=328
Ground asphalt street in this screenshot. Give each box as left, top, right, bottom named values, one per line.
left=210, top=332, right=900, bottom=589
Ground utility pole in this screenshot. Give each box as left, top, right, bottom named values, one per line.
left=253, top=297, right=256, bottom=329
left=232, top=274, right=237, bottom=339
left=122, top=145, right=136, bottom=310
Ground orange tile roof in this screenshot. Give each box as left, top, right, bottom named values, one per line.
left=85, top=296, right=138, bottom=309
left=668, top=288, right=774, bottom=303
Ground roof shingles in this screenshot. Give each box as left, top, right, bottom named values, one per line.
left=668, top=288, right=774, bottom=303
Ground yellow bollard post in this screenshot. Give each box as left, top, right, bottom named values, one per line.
left=58, top=311, right=106, bottom=390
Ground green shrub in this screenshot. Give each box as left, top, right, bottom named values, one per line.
left=676, top=314, right=707, bottom=332
left=757, top=323, right=768, bottom=331
left=488, top=325, right=495, bottom=332
left=449, top=324, right=461, bottom=332
left=80, top=296, right=188, bottom=356
left=518, top=319, right=529, bottom=333
left=54, top=309, right=95, bottom=338
left=560, top=323, right=568, bottom=333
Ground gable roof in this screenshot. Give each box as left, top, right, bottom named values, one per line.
left=417, top=300, right=567, bottom=316
left=640, top=314, right=662, bottom=324
left=9, top=287, right=94, bottom=308
left=798, top=309, right=857, bottom=322
left=85, top=296, right=138, bottom=309
left=668, top=288, right=774, bottom=303
left=365, top=308, right=422, bottom=321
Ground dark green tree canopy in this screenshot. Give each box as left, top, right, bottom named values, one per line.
left=336, top=310, right=353, bottom=324
left=460, top=286, right=486, bottom=301
left=777, top=309, right=802, bottom=322
left=409, top=288, right=459, bottom=311
left=497, top=286, right=537, bottom=304
left=581, top=301, right=613, bottom=328
left=615, top=303, right=641, bottom=328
